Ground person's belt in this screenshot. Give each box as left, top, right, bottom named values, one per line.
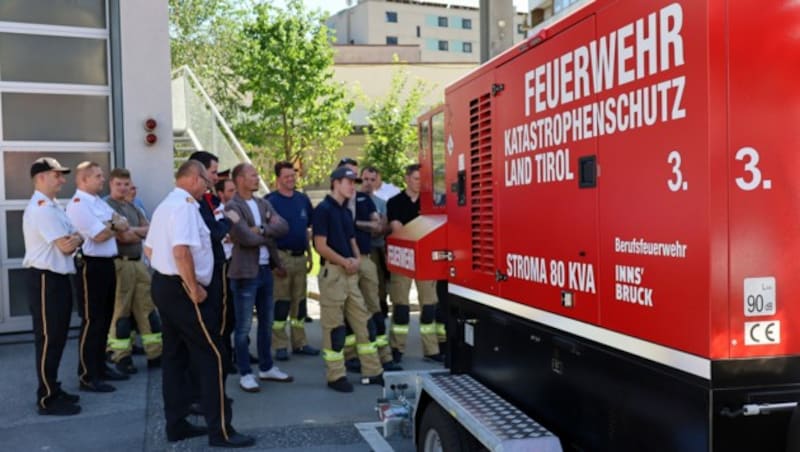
left=115, top=255, right=141, bottom=261
left=280, top=249, right=306, bottom=257
left=83, top=255, right=115, bottom=260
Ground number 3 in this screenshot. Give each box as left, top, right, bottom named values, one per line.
left=667, top=150, right=683, bottom=192
left=735, top=147, right=762, bottom=191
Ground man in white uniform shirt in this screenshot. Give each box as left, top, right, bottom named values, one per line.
left=66, top=161, right=130, bottom=393
left=145, top=160, right=254, bottom=448
left=23, top=157, right=83, bottom=416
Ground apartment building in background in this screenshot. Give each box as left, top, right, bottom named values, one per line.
left=327, top=0, right=528, bottom=63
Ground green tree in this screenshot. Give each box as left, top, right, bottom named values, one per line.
left=168, top=0, right=248, bottom=117
left=233, top=0, right=354, bottom=185
left=362, top=60, right=431, bottom=187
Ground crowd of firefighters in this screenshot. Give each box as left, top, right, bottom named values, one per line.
left=22, top=151, right=445, bottom=448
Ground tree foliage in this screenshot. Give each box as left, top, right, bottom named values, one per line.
left=362, top=60, right=431, bottom=187
left=233, top=0, right=354, bottom=185
left=168, top=0, right=249, bottom=117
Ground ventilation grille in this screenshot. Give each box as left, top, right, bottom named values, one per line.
left=469, top=93, right=494, bottom=273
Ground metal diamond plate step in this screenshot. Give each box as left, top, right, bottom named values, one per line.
left=421, top=373, right=562, bottom=452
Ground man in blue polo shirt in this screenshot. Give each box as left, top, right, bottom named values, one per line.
left=266, top=161, right=319, bottom=361
left=313, top=167, right=383, bottom=392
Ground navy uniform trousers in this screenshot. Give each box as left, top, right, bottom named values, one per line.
left=28, top=268, right=72, bottom=408
left=73, top=256, right=116, bottom=384
left=152, top=272, right=232, bottom=443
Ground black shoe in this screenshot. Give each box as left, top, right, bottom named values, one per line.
left=327, top=377, right=354, bottom=393
left=147, top=357, right=162, bottom=369
left=305, top=317, right=313, bottom=323
left=345, top=358, right=361, bottom=373
left=54, top=383, right=80, bottom=404
left=80, top=380, right=116, bottom=393
left=292, top=345, right=320, bottom=356
left=382, top=361, right=403, bottom=371
left=249, top=354, right=259, bottom=364
left=116, top=357, right=137, bottom=375
left=362, top=374, right=384, bottom=386
left=391, top=348, right=403, bottom=363
left=209, top=432, right=255, bottom=448
left=167, top=420, right=208, bottom=442
left=424, top=353, right=444, bottom=363
left=38, top=398, right=81, bottom=416
left=132, top=345, right=145, bottom=355
left=103, top=365, right=130, bottom=381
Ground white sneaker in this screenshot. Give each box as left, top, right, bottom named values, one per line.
left=258, top=366, right=294, bottom=382
left=239, top=374, right=260, bottom=392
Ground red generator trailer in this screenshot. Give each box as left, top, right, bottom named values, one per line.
left=385, top=0, right=800, bottom=450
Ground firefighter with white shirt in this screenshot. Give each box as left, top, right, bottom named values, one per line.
left=66, top=161, right=130, bottom=393
left=23, top=157, right=83, bottom=416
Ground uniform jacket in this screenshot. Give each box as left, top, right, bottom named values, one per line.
left=225, top=193, right=288, bottom=279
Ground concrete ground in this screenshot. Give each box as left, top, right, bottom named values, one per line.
left=0, top=281, right=440, bottom=452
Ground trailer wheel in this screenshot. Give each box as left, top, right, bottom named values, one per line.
left=786, top=405, right=800, bottom=452
left=417, top=403, right=479, bottom=452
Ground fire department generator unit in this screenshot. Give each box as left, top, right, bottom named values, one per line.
left=384, top=0, right=800, bottom=450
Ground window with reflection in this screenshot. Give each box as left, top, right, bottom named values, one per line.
left=431, top=112, right=446, bottom=206
left=4, top=151, right=111, bottom=200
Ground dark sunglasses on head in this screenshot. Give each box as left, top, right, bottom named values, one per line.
left=339, top=157, right=358, bottom=166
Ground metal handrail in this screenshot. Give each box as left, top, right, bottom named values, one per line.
left=171, top=65, right=268, bottom=193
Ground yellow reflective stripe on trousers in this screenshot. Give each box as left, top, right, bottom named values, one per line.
left=141, top=332, right=162, bottom=345
left=420, top=322, right=437, bottom=335
left=436, top=323, right=447, bottom=336
left=345, top=334, right=356, bottom=347
left=107, top=337, right=132, bottom=350
left=357, top=342, right=378, bottom=355
left=273, top=320, right=287, bottom=330
left=322, top=349, right=344, bottom=362
left=376, top=334, right=389, bottom=347
left=392, top=324, right=409, bottom=335
left=290, top=318, right=305, bottom=328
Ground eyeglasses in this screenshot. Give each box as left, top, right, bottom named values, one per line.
left=199, top=173, right=212, bottom=186
left=339, top=157, right=358, bottom=166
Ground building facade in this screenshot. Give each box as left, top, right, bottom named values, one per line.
left=0, top=0, right=174, bottom=333
left=327, top=0, right=528, bottom=63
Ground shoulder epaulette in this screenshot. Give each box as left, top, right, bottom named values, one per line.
left=37, top=199, right=46, bottom=206
left=186, top=197, right=196, bottom=203
left=73, top=197, right=80, bottom=203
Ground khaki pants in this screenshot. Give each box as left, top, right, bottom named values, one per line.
left=369, top=247, right=389, bottom=314
left=107, top=258, right=162, bottom=361
left=319, top=263, right=382, bottom=382
left=389, top=273, right=439, bottom=356
left=272, top=251, right=308, bottom=351
left=356, top=258, right=392, bottom=364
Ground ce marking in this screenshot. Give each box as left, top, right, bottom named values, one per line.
left=744, top=321, right=780, bottom=346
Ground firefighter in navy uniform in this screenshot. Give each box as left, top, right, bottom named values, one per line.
left=267, top=161, right=319, bottom=361
left=145, top=160, right=253, bottom=448
left=313, top=167, right=384, bottom=392
left=23, top=158, right=83, bottom=416
left=188, top=151, right=237, bottom=367
left=337, top=158, right=401, bottom=372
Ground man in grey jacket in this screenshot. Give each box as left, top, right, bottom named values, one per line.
left=225, top=163, right=293, bottom=393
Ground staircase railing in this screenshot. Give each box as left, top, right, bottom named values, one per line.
left=171, top=65, right=268, bottom=193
